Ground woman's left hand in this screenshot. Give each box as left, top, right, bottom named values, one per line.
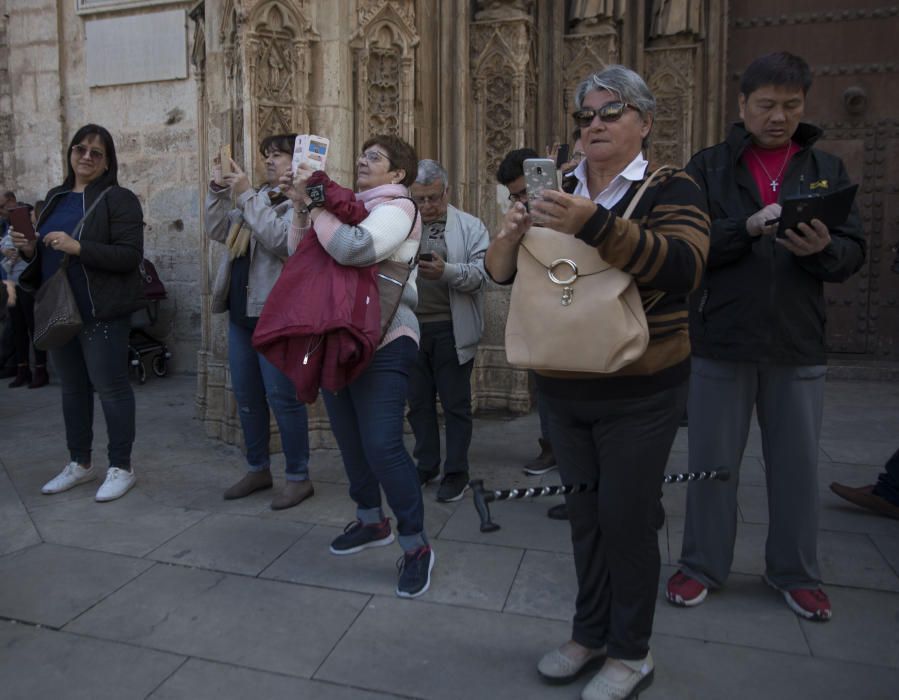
left=43, top=231, right=81, bottom=256
left=223, top=160, right=251, bottom=197
left=531, top=190, right=597, bottom=235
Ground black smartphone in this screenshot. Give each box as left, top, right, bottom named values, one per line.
left=555, top=143, right=570, bottom=169
left=418, top=252, right=434, bottom=262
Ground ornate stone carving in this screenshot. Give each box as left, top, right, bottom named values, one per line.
left=352, top=1, right=419, bottom=145
left=245, top=0, right=318, bottom=158
left=645, top=46, right=696, bottom=167
left=733, top=7, right=899, bottom=29
left=471, top=19, right=535, bottom=182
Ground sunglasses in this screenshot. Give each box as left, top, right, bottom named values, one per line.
left=572, top=102, right=638, bottom=128
left=72, top=144, right=106, bottom=162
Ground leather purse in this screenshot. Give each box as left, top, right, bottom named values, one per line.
left=375, top=196, right=419, bottom=343
left=504, top=167, right=668, bottom=374
left=33, top=259, right=83, bottom=351
left=376, top=258, right=412, bottom=343
left=32, top=187, right=112, bottom=351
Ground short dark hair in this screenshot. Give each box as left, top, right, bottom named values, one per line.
left=64, top=124, right=119, bottom=189
left=496, top=148, right=539, bottom=185
left=362, top=135, right=418, bottom=187
left=740, top=52, right=812, bottom=97
left=2, top=191, right=15, bottom=200
left=259, top=133, right=298, bottom=158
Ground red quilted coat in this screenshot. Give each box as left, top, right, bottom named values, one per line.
left=252, top=173, right=379, bottom=403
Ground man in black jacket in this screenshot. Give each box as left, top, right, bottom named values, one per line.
left=666, top=52, right=865, bottom=622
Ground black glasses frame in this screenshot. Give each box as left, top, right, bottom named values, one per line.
left=572, top=102, right=638, bottom=128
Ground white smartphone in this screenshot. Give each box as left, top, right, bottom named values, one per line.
left=292, top=134, right=330, bottom=173
left=523, top=158, right=559, bottom=204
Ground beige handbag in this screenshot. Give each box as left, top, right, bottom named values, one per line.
left=504, top=167, right=668, bottom=374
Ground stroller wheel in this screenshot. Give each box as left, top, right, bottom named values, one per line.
left=152, top=354, right=168, bottom=377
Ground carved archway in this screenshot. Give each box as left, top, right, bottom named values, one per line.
left=352, top=0, right=419, bottom=149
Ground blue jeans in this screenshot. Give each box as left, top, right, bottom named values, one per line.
left=407, top=321, right=474, bottom=475
left=228, top=321, right=310, bottom=480
left=322, top=337, right=425, bottom=547
left=50, top=316, right=135, bottom=467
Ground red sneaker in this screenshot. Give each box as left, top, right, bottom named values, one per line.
left=666, top=570, right=708, bottom=607
left=765, top=576, right=832, bottom=621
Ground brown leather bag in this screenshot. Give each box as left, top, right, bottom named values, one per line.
left=504, top=167, right=668, bottom=374
left=376, top=258, right=412, bottom=343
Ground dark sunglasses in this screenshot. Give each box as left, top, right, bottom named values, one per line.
left=72, top=144, right=106, bottom=162
left=572, top=102, right=637, bottom=128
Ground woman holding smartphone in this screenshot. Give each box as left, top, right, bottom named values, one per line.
left=205, top=134, right=313, bottom=511
left=11, top=124, right=144, bottom=502
left=486, top=66, right=709, bottom=699
left=283, top=135, right=433, bottom=599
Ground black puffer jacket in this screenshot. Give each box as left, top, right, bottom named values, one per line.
left=21, top=179, right=145, bottom=320
left=686, top=122, right=866, bottom=365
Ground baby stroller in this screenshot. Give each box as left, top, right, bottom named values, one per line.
left=129, top=258, right=171, bottom=384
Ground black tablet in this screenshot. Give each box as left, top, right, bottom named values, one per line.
left=776, top=184, right=858, bottom=237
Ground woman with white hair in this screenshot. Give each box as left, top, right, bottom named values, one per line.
left=486, top=65, right=710, bottom=699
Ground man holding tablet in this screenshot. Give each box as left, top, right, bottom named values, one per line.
left=667, top=52, right=866, bottom=621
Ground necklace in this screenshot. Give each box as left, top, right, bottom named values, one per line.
left=750, top=146, right=792, bottom=192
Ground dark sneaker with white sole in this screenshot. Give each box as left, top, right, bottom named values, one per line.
left=329, top=518, right=394, bottom=555
left=396, top=545, right=435, bottom=598
left=436, top=472, right=470, bottom=502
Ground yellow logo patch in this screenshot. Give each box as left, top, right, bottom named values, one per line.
left=809, top=179, right=828, bottom=190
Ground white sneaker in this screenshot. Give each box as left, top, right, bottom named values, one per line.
left=41, top=461, right=97, bottom=494
left=95, top=467, right=137, bottom=502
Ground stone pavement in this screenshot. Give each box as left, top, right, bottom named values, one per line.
left=1, top=374, right=897, bottom=699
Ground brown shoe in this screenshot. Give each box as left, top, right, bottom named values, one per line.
left=271, top=480, right=315, bottom=510
left=830, top=482, right=899, bottom=520
left=523, top=438, right=557, bottom=476
left=28, top=365, right=49, bottom=389
left=223, top=470, right=273, bottom=500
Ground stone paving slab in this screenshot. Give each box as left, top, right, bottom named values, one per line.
left=66, top=562, right=370, bottom=678
left=315, top=596, right=577, bottom=700
left=148, top=658, right=407, bottom=700
left=0, top=543, right=154, bottom=628
left=799, top=585, right=899, bottom=669
left=647, top=631, right=899, bottom=700
left=147, top=512, right=312, bottom=576
left=503, top=549, right=577, bottom=620
left=0, top=621, right=184, bottom=700
left=27, top=489, right=208, bottom=558
left=0, top=466, right=40, bottom=556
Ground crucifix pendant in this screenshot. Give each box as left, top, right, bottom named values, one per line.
left=770, top=179, right=779, bottom=192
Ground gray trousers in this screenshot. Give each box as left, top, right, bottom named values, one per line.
left=678, top=357, right=826, bottom=590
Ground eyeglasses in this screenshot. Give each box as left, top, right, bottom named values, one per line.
left=72, top=144, right=106, bottom=162
left=572, top=102, right=638, bottom=128
left=507, top=188, right=528, bottom=203
left=412, top=192, right=446, bottom=206
left=359, top=150, right=394, bottom=167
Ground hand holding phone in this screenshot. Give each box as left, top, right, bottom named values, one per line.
left=418, top=252, right=434, bottom=262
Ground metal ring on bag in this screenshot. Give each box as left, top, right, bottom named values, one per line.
left=547, top=258, right=578, bottom=285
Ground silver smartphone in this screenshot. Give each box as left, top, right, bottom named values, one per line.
left=523, top=158, right=559, bottom=223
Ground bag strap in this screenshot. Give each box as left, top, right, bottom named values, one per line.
left=622, top=166, right=671, bottom=311
left=621, top=166, right=671, bottom=220
left=385, top=195, right=420, bottom=267
left=59, top=186, right=112, bottom=270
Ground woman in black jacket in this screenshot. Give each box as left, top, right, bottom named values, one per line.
left=11, top=124, right=145, bottom=502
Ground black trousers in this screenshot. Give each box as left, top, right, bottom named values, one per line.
left=9, top=287, right=47, bottom=367
left=544, top=381, right=687, bottom=660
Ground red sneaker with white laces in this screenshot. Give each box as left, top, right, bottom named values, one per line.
left=764, top=575, right=832, bottom=621
left=666, top=570, right=708, bottom=607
